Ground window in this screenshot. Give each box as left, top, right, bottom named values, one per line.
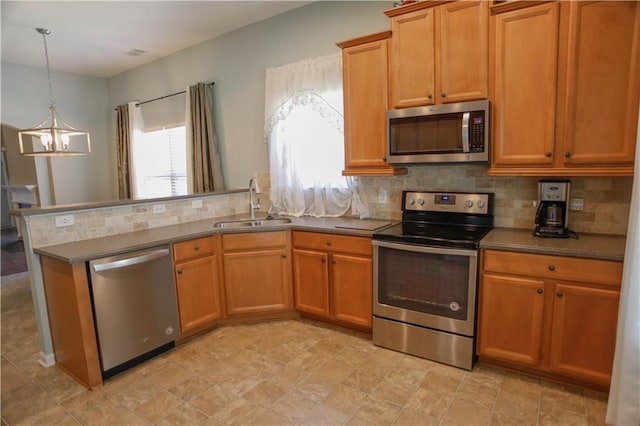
left=133, top=126, right=187, bottom=199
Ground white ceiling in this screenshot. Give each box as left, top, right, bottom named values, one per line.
left=1, top=1, right=311, bottom=78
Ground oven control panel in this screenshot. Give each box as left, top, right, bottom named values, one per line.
left=403, top=191, right=491, bottom=215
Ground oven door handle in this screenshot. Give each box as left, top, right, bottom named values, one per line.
left=372, top=239, right=477, bottom=258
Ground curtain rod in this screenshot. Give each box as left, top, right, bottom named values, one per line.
left=114, top=81, right=215, bottom=110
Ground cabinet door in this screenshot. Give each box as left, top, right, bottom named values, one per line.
left=223, top=248, right=292, bottom=315
left=478, top=273, right=545, bottom=366
left=560, top=1, right=640, bottom=166
left=549, top=283, right=620, bottom=387
left=438, top=1, right=488, bottom=103
left=331, top=253, right=372, bottom=329
left=342, top=38, right=391, bottom=170
left=389, top=7, right=436, bottom=108
left=293, top=249, right=330, bottom=318
left=491, top=3, right=559, bottom=166
left=175, top=255, right=222, bottom=333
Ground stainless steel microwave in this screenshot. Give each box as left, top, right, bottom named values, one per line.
left=387, top=100, right=489, bottom=164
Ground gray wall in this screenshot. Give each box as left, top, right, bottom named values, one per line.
left=107, top=1, right=393, bottom=190
left=1, top=62, right=113, bottom=205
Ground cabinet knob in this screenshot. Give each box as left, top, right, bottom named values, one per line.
left=326, top=241, right=332, bottom=246
left=332, top=260, right=337, bottom=265
left=382, top=157, right=387, bottom=162
left=281, top=254, right=287, bottom=259
left=537, top=288, right=543, bottom=294
left=177, top=269, right=183, bottom=275
left=545, top=152, right=553, bottom=158
left=441, top=92, right=447, bottom=98
left=194, top=245, right=200, bottom=251
left=548, top=265, right=555, bottom=271
left=557, top=291, right=564, bottom=298
left=427, top=93, right=433, bottom=99
left=564, top=152, right=572, bottom=158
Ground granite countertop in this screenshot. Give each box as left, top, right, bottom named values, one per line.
left=480, top=227, right=626, bottom=262
left=34, top=214, right=396, bottom=263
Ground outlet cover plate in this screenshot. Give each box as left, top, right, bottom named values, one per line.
left=55, top=215, right=75, bottom=227
left=153, top=204, right=166, bottom=214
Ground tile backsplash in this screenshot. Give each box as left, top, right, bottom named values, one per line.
left=357, top=165, right=632, bottom=236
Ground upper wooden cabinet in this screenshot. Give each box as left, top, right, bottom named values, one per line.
left=386, top=1, right=489, bottom=108
left=338, top=32, right=407, bottom=176
left=489, top=0, right=640, bottom=176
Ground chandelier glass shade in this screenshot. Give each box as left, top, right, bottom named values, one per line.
left=18, top=28, right=91, bottom=156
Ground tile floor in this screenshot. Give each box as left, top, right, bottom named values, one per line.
left=1, top=272, right=609, bottom=425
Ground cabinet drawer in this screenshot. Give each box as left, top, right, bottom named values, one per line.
left=222, top=231, right=287, bottom=251
left=483, top=249, right=622, bottom=287
left=293, top=231, right=372, bottom=256
left=174, top=236, right=217, bottom=262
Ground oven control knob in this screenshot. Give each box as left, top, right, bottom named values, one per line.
left=465, top=200, right=474, bottom=208
left=418, top=199, right=425, bottom=206
left=478, top=200, right=485, bottom=209
left=408, top=198, right=415, bottom=205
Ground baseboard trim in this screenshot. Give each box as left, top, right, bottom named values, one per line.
left=39, top=351, right=55, bottom=367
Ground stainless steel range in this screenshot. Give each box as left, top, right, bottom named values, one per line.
left=372, top=190, right=493, bottom=370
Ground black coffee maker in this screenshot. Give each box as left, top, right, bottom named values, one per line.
left=534, top=180, right=571, bottom=238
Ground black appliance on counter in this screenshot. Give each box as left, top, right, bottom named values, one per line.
left=534, top=180, right=572, bottom=238
left=372, top=190, right=494, bottom=370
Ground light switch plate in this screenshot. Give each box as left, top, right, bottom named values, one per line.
left=191, top=200, right=203, bottom=209
left=570, top=198, right=584, bottom=211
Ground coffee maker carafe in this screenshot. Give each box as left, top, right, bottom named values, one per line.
left=534, top=180, right=570, bottom=238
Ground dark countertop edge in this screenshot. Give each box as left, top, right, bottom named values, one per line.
left=10, top=189, right=247, bottom=217
left=480, top=227, right=626, bottom=262
left=33, top=216, right=398, bottom=264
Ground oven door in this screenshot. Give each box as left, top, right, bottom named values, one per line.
left=373, top=240, right=478, bottom=336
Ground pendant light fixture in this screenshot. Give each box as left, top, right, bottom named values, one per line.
left=18, top=28, right=91, bottom=156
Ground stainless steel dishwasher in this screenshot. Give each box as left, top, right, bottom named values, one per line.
left=89, top=245, right=179, bottom=378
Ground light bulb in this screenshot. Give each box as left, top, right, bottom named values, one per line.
left=61, top=134, right=70, bottom=150
left=40, top=134, right=52, bottom=149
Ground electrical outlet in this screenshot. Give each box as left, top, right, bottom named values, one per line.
left=55, top=215, right=74, bottom=227
left=153, top=204, right=166, bottom=214
left=378, top=188, right=388, bottom=203
left=191, top=200, right=203, bottom=209
left=570, top=198, right=584, bottom=211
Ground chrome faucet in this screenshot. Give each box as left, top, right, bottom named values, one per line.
left=249, top=177, right=261, bottom=219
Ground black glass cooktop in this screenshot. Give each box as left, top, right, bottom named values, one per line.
left=373, top=222, right=492, bottom=250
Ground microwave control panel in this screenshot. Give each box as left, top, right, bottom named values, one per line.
left=470, top=112, right=485, bottom=152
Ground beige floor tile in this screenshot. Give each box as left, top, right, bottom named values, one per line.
left=348, top=394, right=402, bottom=426
left=186, top=383, right=238, bottom=417
left=299, top=403, right=351, bottom=426
left=492, top=390, right=539, bottom=424
left=248, top=409, right=295, bottom=426
left=1, top=382, right=60, bottom=425
left=404, top=388, right=454, bottom=420
left=455, top=377, right=500, bottom=409
left=242, top=379, right=288, bottom=408
left=312, top=357, right=356, bottom=383
left=540, top=383, right=586, bottom=415
left=1, top=357, right=31, bottom=394
left=443, top=397, right=493, bottom=426
left=269, top=392, right=316, bottom=423
left=393, top=408, right=440, bottom=426
left=290, top=372, right=337, bottom=403
left=168, top=375, right=215, bottom=402
left=420, top=368, right=462, bottom=395
left=211, top=397, right=265, bottom=426
left=12, top=404, right=80, bottom=426
left=499, top=372, right=542, bottom=400
left=153, top=402, right=208, bottom=425
left=323, top=383, right=368, bottom=416
left=342, top=368, right=385, bottom=394
left=538, top=406, right=588, bottom=426
left=143, top=361, right=195, bottom=390
left=371, top=375, right=418, bottom=406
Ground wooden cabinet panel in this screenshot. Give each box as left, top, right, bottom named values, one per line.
left=175, top=255, right=222, bottom=333
left=338, top=32, right=406, bottom=176
left=549, top=283, right=620, bottom=387
left=223, top=248, right=292, bottom=315
left=478, top=248, right=622, bottom=389
left=292, top=231, right=372, bottom=256
left=222, top=231, right=287, bottom=251
left=389, top=7, right=436, bottom=108
left=438, top=1, right=489, bottom=103
left=478, top=273, right=545, bottom=366
left=483, top=250, right=623, bottom=286
left=293, top=249, right=330, bottom=317
left=332, top=253, right=373, bottom=328
left=173, top=236, right=216, bottom=262
left=560, top=1, right=640, bottom=166
left=491, top=2, right=559, bottom=167
left=292, top=231, right=373, bottom=330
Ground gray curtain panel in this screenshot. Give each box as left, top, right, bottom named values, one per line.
left=189, top=82, right=225, bottom=193
left=115, top=104, right=131, bottom=199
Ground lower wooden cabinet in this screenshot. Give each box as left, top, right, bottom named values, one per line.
left=478, top=249, right=622, bottom=389
left=222, top=231, right=293, bottom=315
left=292, top=231, right=373, bottom=330
left=173, top=236, right=223, bottom=335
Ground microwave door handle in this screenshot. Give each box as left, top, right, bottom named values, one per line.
left=461, top=112, right=470, bottom=153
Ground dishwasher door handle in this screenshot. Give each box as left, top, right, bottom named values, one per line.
left=92, top=248, right=170, bottom=272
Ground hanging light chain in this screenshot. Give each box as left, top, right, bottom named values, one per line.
left=36, top=28, right=55, bottom=109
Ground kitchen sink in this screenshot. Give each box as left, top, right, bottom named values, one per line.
left=213, top=218, right=292, bottom=228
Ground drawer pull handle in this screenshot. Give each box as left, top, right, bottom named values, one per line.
left=557, top=291, right=564, bottom=298
left=177, top=269, right=183, bottom=275
left=537, top=288, right=543, bottom=294
left=194, top=245, right=200, bottom=251
left=548, top=265, right=555, bottom=271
